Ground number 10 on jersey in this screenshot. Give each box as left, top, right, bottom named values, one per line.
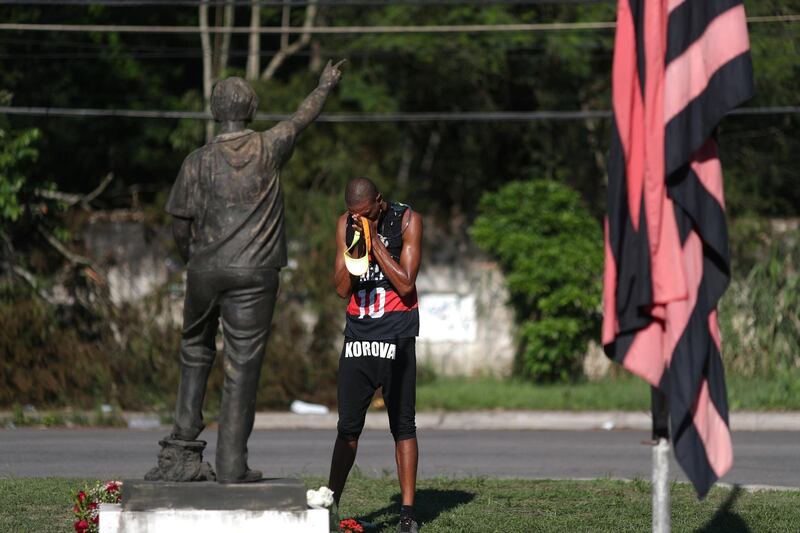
left=356, top=287, right=386, bottom=319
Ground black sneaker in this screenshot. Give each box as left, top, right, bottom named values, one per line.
left=398, top=516, right=419, bottom=533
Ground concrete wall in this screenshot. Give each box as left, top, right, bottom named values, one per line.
left=82, top=214, right=518, bottom=377
left=415, top=261, right=515, bottom=377
left=83, top=212, right=174, bottom=306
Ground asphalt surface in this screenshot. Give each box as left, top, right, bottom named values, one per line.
left=1, top=428, right=797, bottom=489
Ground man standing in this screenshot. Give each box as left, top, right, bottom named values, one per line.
left=156, top=61, right=343, bottom=484
left=328, top=177, right=423, bottom=533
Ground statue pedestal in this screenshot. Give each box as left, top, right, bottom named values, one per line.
left=99, top=479, right=328, bottom=533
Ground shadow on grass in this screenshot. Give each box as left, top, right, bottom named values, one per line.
left=357, top=488, right=475, bottom=530
left=697, top=485, right=751, bottom=533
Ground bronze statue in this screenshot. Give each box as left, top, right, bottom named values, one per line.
left=147, top=61, right=344, bottom=484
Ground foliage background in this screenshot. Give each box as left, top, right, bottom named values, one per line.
left=0, top=0, right=798, bottom=408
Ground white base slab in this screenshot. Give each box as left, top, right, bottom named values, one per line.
left=99, top=504, right=329, bottom=533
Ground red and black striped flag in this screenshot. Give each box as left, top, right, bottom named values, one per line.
left=602, top=0, right=754, bottom=498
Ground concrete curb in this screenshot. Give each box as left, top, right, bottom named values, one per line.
left=4, top=410, right=800, bottom=432
left=247, top=410, right=800, bottom=432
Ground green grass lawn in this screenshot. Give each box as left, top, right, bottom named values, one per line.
left=2, top=373, right=799, bottom=430
left=416, top=372, right=800, bottom=411
left=2, top=476, right=798, bottom=533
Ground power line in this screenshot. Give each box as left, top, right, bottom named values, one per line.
left=0, top=16, right=787, bottom=48
left=2, top=105, right=798, bottom=122
left=0, top=24, right=786, bottom=58
left=726, top=106, right=800, bottom=116
left=0, top=0, right=610, bottom=6
left=0, top=21, right=619, bottom=34
left=0, top=14, right=795, bottom=34
left=0, top=50, right=297, bottom=58
left=2, top=47, right=606, bottom=59
left=0, top=42, right=607, bottom=59
left=747, top=14, right=800, bottom=24
left=0, top=106, right=611, bottom=121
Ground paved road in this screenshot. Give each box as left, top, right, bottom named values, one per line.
left=0, top=428, right=797, bottom=488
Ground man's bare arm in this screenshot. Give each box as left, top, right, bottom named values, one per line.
left=285, top=59, right=345, bottom=136
left=369, top=210, right=422, bottom=297
left=334, top=213, right=356, bottom=299
left=172, top=217, right=192, bottom=264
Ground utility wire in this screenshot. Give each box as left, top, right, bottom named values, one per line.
left=1, top=106, right=798, bottom=122
left=725, top=106, right=800, bottom=116
left=0, top=23, right=784, bottom=56
left=0, top=0, right=611, bottom=6
left=1, top=42, right=613, bottom=59
left=0, top=49, right=613, bottom=59
left=0, top=15, right=795, bottom=34
left=0, top=21, right=618, bottom=34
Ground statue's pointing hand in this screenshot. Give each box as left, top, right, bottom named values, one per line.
left=319, top=59, right=346, bottom=90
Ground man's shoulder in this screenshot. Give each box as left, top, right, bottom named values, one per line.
left=336, top=211, right=350, bottom=229
left=391, top=202, right=422, bottom=225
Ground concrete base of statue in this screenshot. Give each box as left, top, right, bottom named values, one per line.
left=99, top=478, right=329, bottom=533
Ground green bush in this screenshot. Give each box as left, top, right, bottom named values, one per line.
left=471, top=180, right=603, bottom=382
left=0, top=92, right=40, bottom=223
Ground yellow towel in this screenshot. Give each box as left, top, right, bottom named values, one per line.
left=343, top=217, right=371, bottom=276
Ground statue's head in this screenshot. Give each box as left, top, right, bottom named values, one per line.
left=211, top=77, right=259, bottom=123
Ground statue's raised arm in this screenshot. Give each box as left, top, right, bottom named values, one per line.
left=273, top=59, right=345, bottom=137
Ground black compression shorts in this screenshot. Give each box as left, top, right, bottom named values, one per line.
left=336, top=337, right=417, bottom=442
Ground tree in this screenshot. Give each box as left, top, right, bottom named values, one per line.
left=471, top=180, right=603, bottom=382
left=0, top=126, right=39, bottom=223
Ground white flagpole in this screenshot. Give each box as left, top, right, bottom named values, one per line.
left=652, top=438, right=671, bottom=533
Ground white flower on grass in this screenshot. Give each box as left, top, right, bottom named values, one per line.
left=306, top=486, right=335, bottom=509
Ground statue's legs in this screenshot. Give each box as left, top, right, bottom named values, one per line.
left=147, top=274, right=221, bottom=482
left=171, top=276, right=221, bottom=441
left=215, top=268, right=279, bottom=482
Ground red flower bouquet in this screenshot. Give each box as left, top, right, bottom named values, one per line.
left=71, top=480, right=123, bottom=532
left=339, top=517, right=365, bottom=533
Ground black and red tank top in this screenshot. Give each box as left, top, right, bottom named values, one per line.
left=343, top=202, right=420, bottom=340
